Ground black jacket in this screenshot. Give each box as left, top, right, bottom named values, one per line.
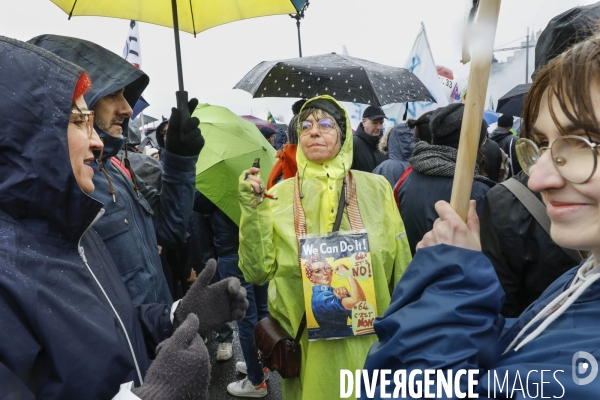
left=194, top=191, right=239, bottom=258
left=398, top=171, right=494, bottom=255
left=480, top=170, right=580, bottom=317
left=479, top=138, right=503, bottom=182
left=351, top=123, right=387, bottom=172
left=0, top=37, right=170, bottom=399
left=489, top=127, right=523, bottom=178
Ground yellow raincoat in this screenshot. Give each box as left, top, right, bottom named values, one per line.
left=238, top=96, right=412, bottom=400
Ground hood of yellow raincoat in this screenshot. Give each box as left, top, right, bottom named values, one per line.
left=295, top=95, right=353, bottom=181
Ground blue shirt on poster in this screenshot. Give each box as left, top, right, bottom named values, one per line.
left=311, top=285, right=352, bottom=337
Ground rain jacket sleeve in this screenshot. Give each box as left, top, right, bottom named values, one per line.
left=237, top=175, right=277, bottom=285
left=380, top=179, right=411, bottom=292
left=141, top=149, right=198, bottom=246
left=362, top=244, right=506, bottom=399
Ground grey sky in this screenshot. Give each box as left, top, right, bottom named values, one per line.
left=1, top=0, right=596, bottom=123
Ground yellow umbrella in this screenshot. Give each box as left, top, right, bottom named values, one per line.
left=52, top=0, right=301, bottom=35
left=50, top=0, right=307, bottom=117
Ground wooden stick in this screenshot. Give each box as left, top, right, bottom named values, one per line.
left=451, top=0, right=502, bottom=220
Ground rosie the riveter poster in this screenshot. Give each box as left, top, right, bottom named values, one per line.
left=299, top=231, right=378, bottom=340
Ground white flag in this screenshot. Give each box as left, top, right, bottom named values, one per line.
left=403, top=23, right=448, bottom=120
left=122, top=20, right=142, bottom=69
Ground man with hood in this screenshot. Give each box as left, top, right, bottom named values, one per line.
left=29, top=35, right=203, bottom=305
left=489, top=114, right=522, bottom=178
left=352, top=105, right=388, bottom=172
left=0, top=36, right=249, bottom=399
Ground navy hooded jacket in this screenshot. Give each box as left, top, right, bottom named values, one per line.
left=373, top=123, right=416, bottom=186
left=363, top=245, right=600, bottom=399
left=0, top=36, right=171, bottom=399
left=29, top=35, right=199, bottom=305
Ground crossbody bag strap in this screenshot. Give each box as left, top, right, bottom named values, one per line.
left=500, top=178, right=583, bottom=262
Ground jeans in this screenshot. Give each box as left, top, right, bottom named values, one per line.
left=218, top=254, right=270, bottom=385
left=214, top=323, right=233, bottom=344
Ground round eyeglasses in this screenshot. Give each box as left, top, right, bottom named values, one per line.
left=71, top=107, right=95, bottom=138
left=515, top=135, right=600, bottom=184
left=300, top=118, right=336, bottom=136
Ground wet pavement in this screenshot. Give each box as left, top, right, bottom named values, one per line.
left=206, top=323, right=283, bottom=400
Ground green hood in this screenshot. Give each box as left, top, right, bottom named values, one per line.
left=295, top=95, right=353, bottom=183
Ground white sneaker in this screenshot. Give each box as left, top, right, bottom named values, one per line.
left=216, top=342, right=233, bottom=361
left=227, top=377, right=267, bottom=398
left=235, top=361, right=270, bottom=380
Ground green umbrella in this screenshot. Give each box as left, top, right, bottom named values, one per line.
left=193, top=103, right=277, bottom=225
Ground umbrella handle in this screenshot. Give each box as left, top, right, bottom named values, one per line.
left=176, top=90, right=190, bottom=121
left=450, top=0, right=502, bottom=221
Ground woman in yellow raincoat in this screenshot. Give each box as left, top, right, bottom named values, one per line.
left=238, top=95, right=412, bottom=399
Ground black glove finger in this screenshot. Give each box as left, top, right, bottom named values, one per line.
left=168, top=107, right=181, bottom=132
left=181, top=116, right=200, bottom=134
left=188, top=98, right=199, bottom=115
left=197, top=259, right=217, bottom=287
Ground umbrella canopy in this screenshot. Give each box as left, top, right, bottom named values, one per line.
left=239, top=115, right=278, bottom=131
left=482, top=110, right=500, bottom=126
left=193, top=103, right=277, bottom=225
left=50, top=0, right=308, bottom=118
left=51, top=0, right=305, bottom=35
left=234, top=53, right=435, bottom=106
left=497, top=83, right=531, bottom=117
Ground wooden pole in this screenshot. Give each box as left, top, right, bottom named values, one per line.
left=451, top=0, right=502, bottom=220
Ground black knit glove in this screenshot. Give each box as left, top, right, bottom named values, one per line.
left=173, top=259, right=248, bottom=334
left=132, top=314, right=210, bottom=400
left=165, top=98, right=204, bottom=157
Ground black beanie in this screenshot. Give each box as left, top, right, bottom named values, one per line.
left=259, top=126, right=276, bottom=139
left=303, top=98, right=347, bottom=142
left=498, top=114, right=514, bottom=128
left=429, top=103, right=487, bottom=149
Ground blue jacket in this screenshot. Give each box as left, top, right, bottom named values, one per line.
left=373, top=123, right=416, bottom=187
left=398, top=171, right=493, bottom=255
left=363, top=245, right=600, bottom=398
left=0, top=37, right=171, bottom=399
left=29, top=35, right=199, bottom=305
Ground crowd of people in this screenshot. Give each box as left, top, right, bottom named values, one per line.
left=2, top=3, right=600, bottom=399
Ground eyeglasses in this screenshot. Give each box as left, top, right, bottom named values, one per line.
left=516, top=135, right=600, bottom=184
left=300, top=118, right=337, bottom=136
left=71, top=107, right=95, bottom=138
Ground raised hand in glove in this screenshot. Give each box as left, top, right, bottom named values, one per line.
left=173, top=259, right=248, bottom=334
left=165, top=98, right=204, bottom=157
left=132, top=314, right=210, bottom=400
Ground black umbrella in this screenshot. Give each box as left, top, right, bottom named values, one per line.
left=535, top=1, right=600, bottom=75
left=497, top=83, right=531, bottom=117
left=234, top=53, right=435, bottom=106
